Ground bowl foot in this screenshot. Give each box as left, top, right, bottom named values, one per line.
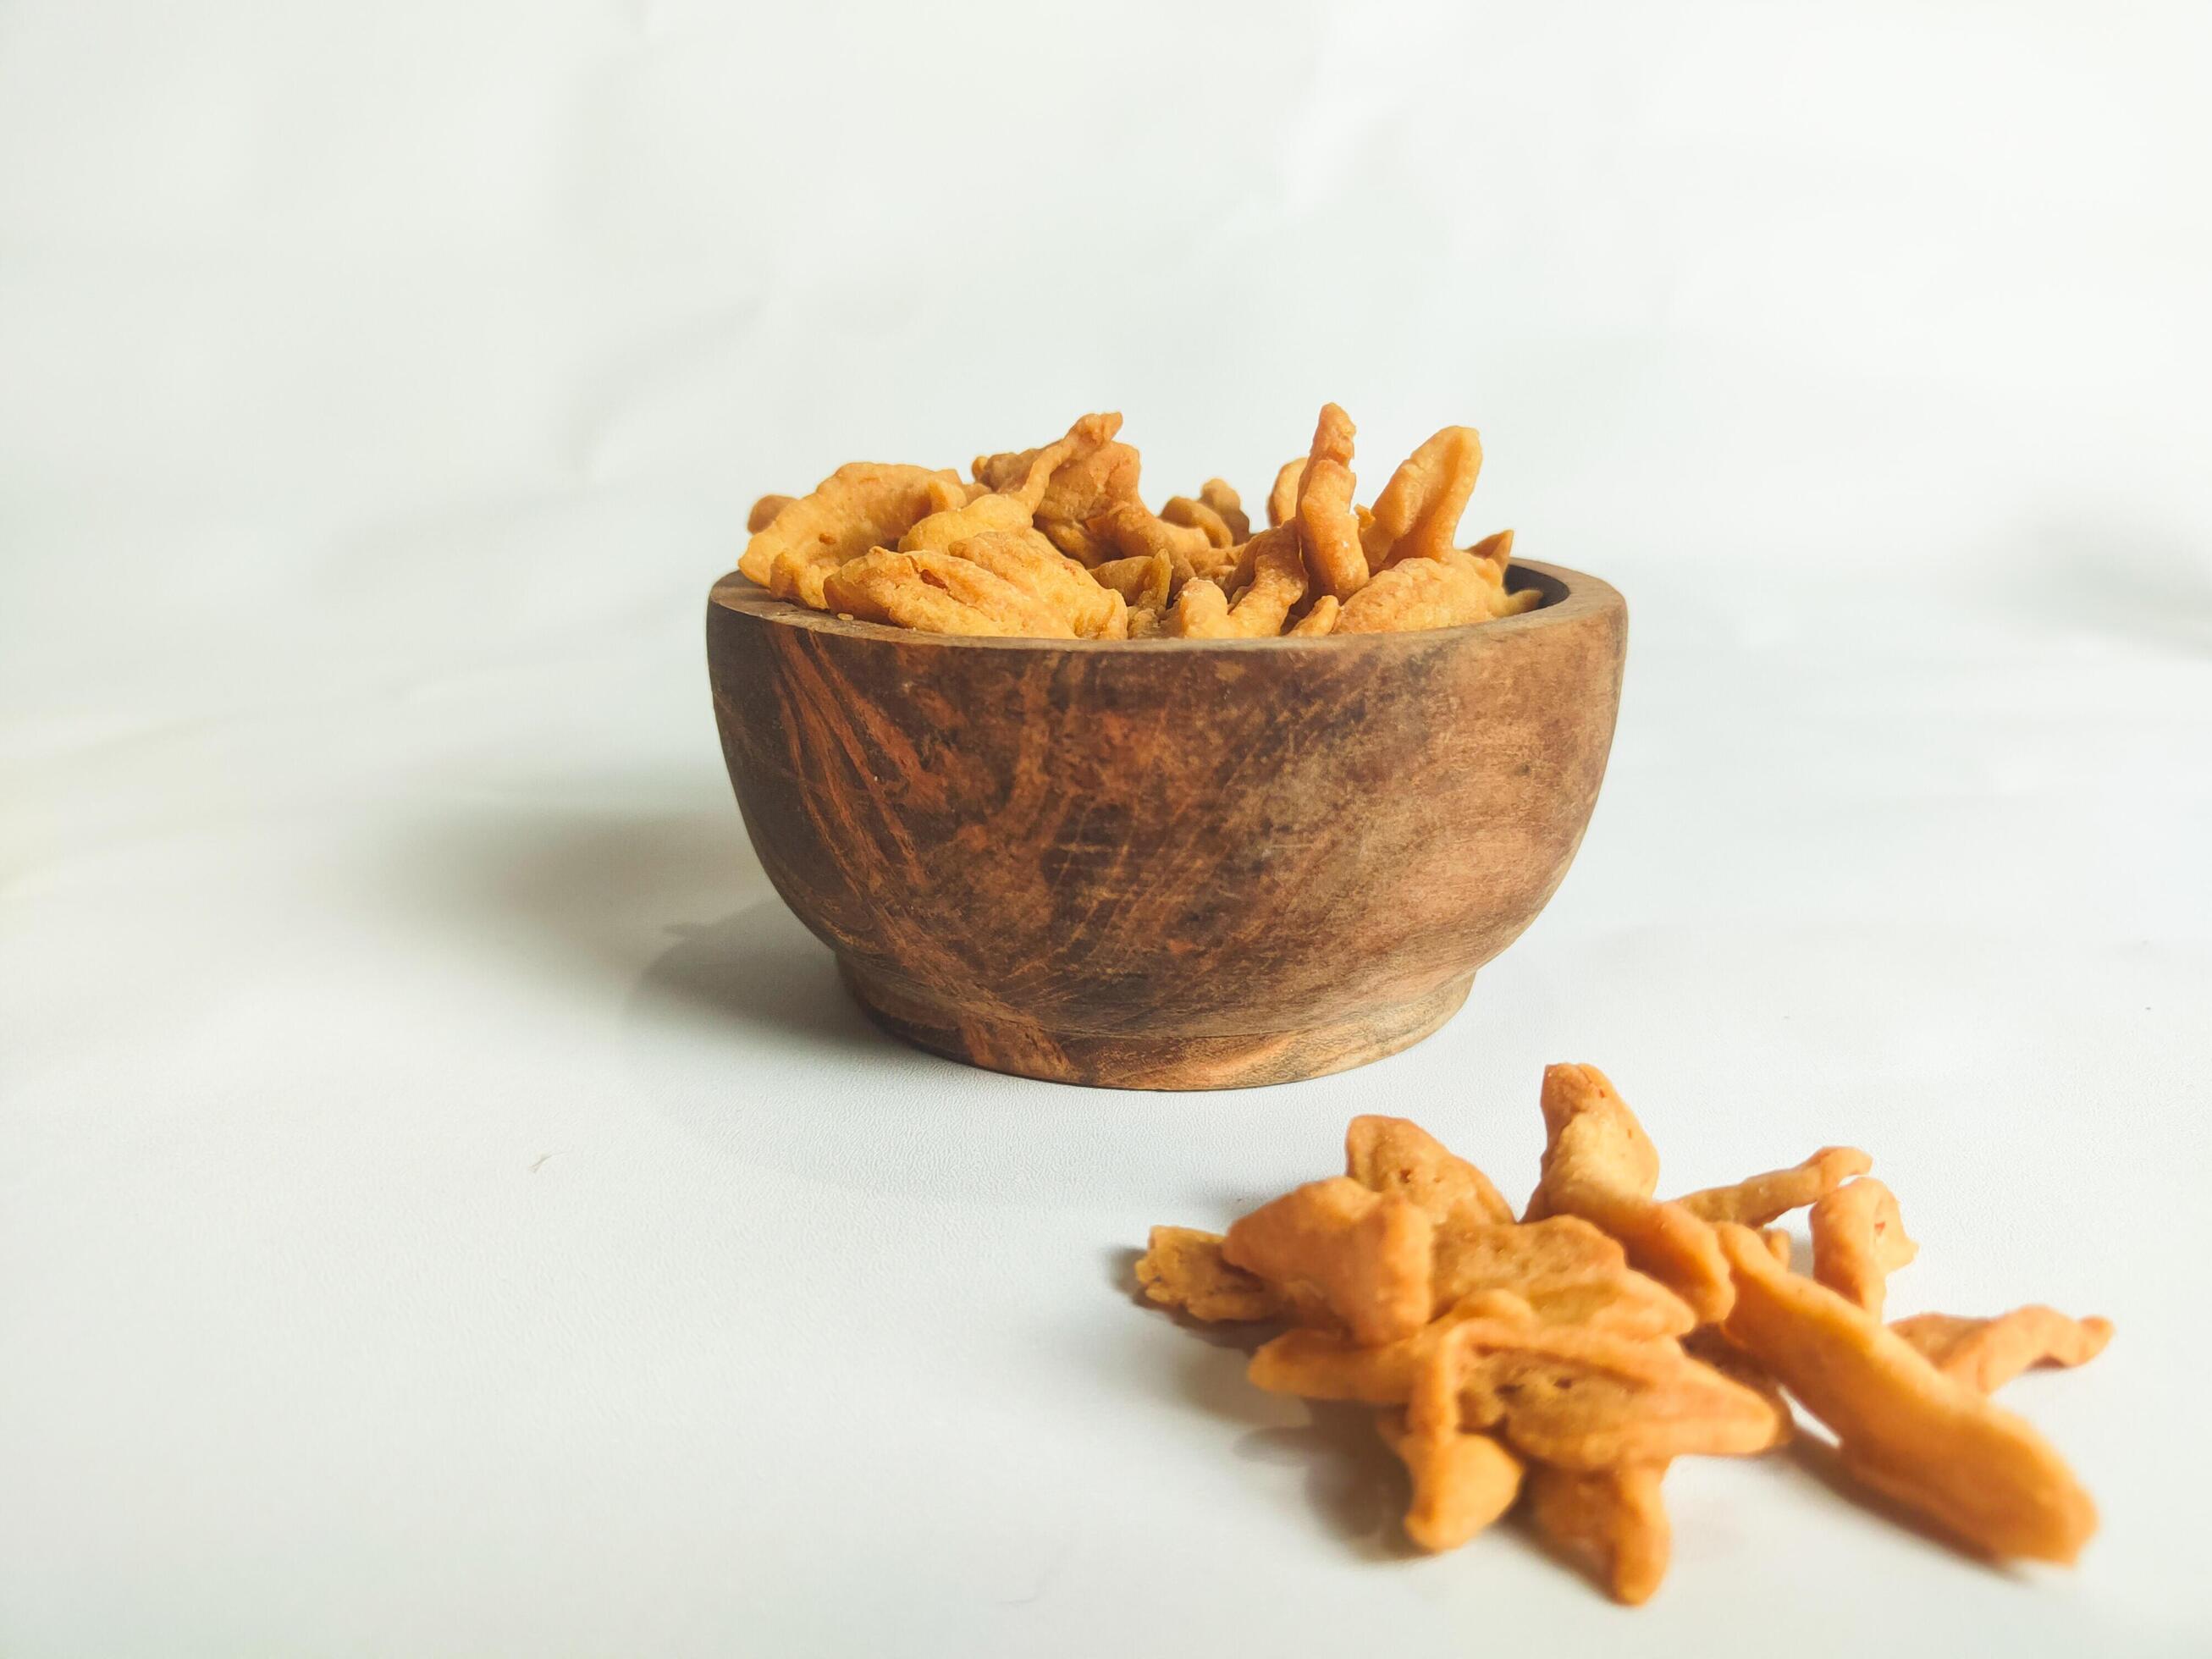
left=836, top=957, right=1475, bottom=1091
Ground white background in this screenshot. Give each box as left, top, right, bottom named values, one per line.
left=5, top=2, right=2210, bottom=1653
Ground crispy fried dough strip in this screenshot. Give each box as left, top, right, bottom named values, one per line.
left=1161, top=494, right=1235, bottom=548
left=1334, top=547, right=1531, bottom=634
left=943, top=529, right=1125, bottom=638
left=1889, top=1309, right=2113, bottom=1394
left=1222, top=1177, right=1434, bottom=1347
left=747, top=493, right=794, bottom=533
left=1089, top=553, right=1173, bottom=611
left=1360, top=426, right=1484, bottom=570
left=1713, top=1224, right=2097, bottom=1563
left=1294, top=404, right=1368, bottom=600
left=1286, top=595, right=1340, bottom=637
left=1525, top=1463, right=1672, bottom=1606
left=1808, top=1178, right=1917, bottom=1318
left=1677, top=1147, right=1873, bottom=1226
left=1376, top=1413, right=1523, bottom=1553
left=740, top=462, right=965, bottom=608
left=1266, top=458, right=1304, bottom=529
left=1087, top=499, right=1216, bottom=564
left=1134, top=1226, right=1283, bottom=1322
left=902, top=413, right=1119, bottom=553
left=821, top=548, right=1074, bottom=637
left=1525, top=1065, right=1734, bottom=1324
left=1199, top=477, right=1249, bottom=542
left=1344, top=1116, right=1515, bottom=1229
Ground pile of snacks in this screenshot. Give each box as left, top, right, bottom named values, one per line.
left=737, top=407, right=1538, bottom=639
left=1135, top=1065, right=2110, bottom=1603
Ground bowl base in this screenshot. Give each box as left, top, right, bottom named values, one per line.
left=836, top=956, right=1475, bottom=1091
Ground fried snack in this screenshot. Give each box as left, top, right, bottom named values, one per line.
left=1295, top=403, right=1370, bottom=601
left=1525, top=1463, right=1672, bottom=1605
left=1222, top=1178, right=1435, bottom=1347
left=1286, top=595, right=1340, bottom=637
left=1677, top=1147, right=1874, bottom=1227
left=1200, top=477, right=1249, bottom=543
left=971, top=429, right=1145, bottom=565
left=1089, top=552, right=1172, bottom=612
left=1161, top=493, right=1235, bottom=548
left=1156, top=532, right=1309, bottom=640
left=1713, top=1224, right=2097, bottom=1563
left=739, top=462, right=966, bottom=608
left=943, top=529, right=1127, bottom=639
left=1360, top=426, right=1483, bottom=571
left=903, top=413, right=1120, bottom=553
left=1890, top=1309, right=2113, bottom=1394
left=1682, top=1326, right=1793, bottom=1436
left=747, top=493, right=794, bottom=534
left=1808, top=1178, right=1917, bottom=1318
left=1335, top=547, right=1537, bottom=635
left=1432, top=1221, right=1697, bottom=1337
left=1761, top=1226, right=1794, bottom=1268
left=1134, top=1226, right=1283, bottom=1322
left=1160, top=577, right=1231, bottom=638
left=1344, top=1115, right=1514, bottom=1230
left=1266, top=457, right=1305, bottom=529
left=1525, top=1065, right=1734, bottom=1325
left=1085, top=499, right=1216, bottom=565
left=821, top=548, right=1074, bottom=638
left=1376, top=1413, right=1523, bottom=1552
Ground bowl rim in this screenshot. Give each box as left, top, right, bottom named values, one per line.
left=709, top=557, right=1621, bottom=651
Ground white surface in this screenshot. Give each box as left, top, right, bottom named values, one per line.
left=5, top=2, right=2211, bottom=1653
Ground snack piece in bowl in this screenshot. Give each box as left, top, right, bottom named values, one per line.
left=1132, top=1068, right=2109, bottom=1603
left=740, top=406, right=1547, bottom=639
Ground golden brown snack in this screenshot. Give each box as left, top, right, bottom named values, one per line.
left=1433, top=1221, right=1698, bottom=1337
left=1525, top=1065, right=1735, bottom=1324
left=1160, top=493, right=1236, bottom=548
left=902, top=413, right=1120, bottom=554
left=1468, top=526, right=1514, bottom=571
left=1222, top=1177, right=1434, bottom=1348
left=1889, top=1308, right=2114, bottom=1394
left=1224, top=532, right=1308, bottom=635
left=1681, top=1326, right=1793, bottom=1437
left=1713, top=1224, right=2097, bottom=1563
left=1134, top=1226, right=1283, bottom=1322
left=1127, top=602, right=1166, bottom=638
left=1808, top=1178, right=1918, bottom=1318
left=1760, top=1227, right=1794, bottom=1268
left=1295, top=404, right=1369, bottom=601
left=1088, top=552, right=1173, bottom=612
left=1525, top=1463, right=1672, bottom=1606
left=1677, top=1147, right=1874, bottom=1226
left=1360, top=426, right=1483, bottom=570
left=747, top=493, right=795, bottom=534
left=1266, top=457, right=1305, bottom=529
left=1376, top=1412, right=1524, bottom=1552
left=1343, top=1116, right=1515, bottom=1230
left=1334, top=548, right=1536, bottom=635
left=739, top=462, right=966, bottom=609
left=1086, top=499, right=1216, bottom=565
left=1259, top=1293, right=1784, bottom=1470
left=1286, top=595, right=1340, bottom=637
left=1160, top=577, right=1231, bottom=638
left=943, top=529, right=1127, bottom=639
left=972, top=432, right=1144, bottom=565
left=821, top=548, right=1074, bottom=638
left=1199, top=477, right=1249, bottom=543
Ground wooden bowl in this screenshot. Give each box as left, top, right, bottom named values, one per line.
left=707, top=560, right=1625, bottom=1090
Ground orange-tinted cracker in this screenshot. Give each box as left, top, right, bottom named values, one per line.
left=901, top=413, right=1118, bottom=553
left=1525, top=1065, right=1734, bottom=1324
left=1334, top=547, right=1532, bottom=634
left=1677, top=1147, right=1874, bottom=1226
left=747, top=493, right=795, bottom=534
left=1161, top=493, right=1236, bottom=548
left=943, top=529, right=1126, bottom=639
left=740, top=462, right=966, bottom=608
left=1467, top=526, right=1514, bottom=572
left=1199, top=477, right=1249, bottom=543
left=1086, top=499, right=1216, bottom=564
left=1360, top=425, right=1484, bottom=570
left=1134, top=1226, right=1283, bottom=1322
left=1286, top=595, right=1340, bottom=637
left=820, top=548, right=1074, bottom=638
left=1525, top=1463, right=1672, bottom=1606
left=1344, top=1115, right=1515, bottom=1230
left=1432, top=1221, right=1698, bottom=1337
left=1713, top=1224, right=2097, bottom=1563
left=1222, top=1177, right=1435, bottom=1348
left=1266, top=457, right=1305, bottom=529
left=1294, top=404, right=1368, bottom=600
left=1889, top=1308, right=2113, bottom=1394
left=1376, top=1413, right=1523, bottom=1552
left=1808, top=1177, right=1918, bottom=1318
left=1089, top=552, right=1173, bottom=611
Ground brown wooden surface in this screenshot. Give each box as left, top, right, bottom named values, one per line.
left=706, top=559, right=1627, bottom=1089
